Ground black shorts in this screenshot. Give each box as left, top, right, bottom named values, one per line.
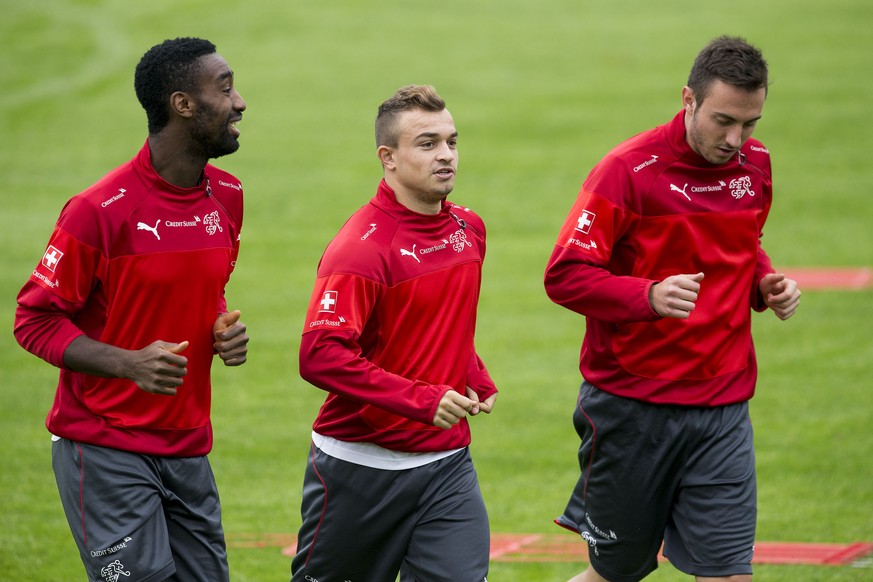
left=556, top=382, right=756, bottom=581
left=52, top=438, right=229, bottom=582
left=292, top=445, right=489, bottom=582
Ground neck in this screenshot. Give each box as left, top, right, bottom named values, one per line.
left=395, top=192, right=442, bottom=215
left=384, top=178, right=443, bottom=215
left=148, top=133, right=206, bottom=188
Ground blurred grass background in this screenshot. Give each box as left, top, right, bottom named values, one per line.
left=1, top=0, right=871, bottom=580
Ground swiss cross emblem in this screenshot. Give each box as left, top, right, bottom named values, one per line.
left=319, top=291, right=338, bottom=313
left=42, top=245, right=64, bottom=272
left=575, top=210, right=595, bottom=234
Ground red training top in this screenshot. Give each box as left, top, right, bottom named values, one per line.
left=14, top=141, right=243, bottom=456
left=300, top=180, right=497, bottom=453
left=545, top=111, right=775, bottom=406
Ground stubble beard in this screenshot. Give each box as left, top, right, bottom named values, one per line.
left=190, top=102, right=240, bottom=160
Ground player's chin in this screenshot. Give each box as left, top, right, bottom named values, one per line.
left=432, top=181, right=455, bottom=197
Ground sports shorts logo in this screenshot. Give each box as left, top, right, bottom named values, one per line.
left=100, top=559, right=130, bottom=582
left=581, top=531, right=599, bottom=556
left=319, top=291, right=338, bottom=313
left=42, top=245, right=64, bottom=272
left=90, top=537, right=133, bottom=558
left=575, top=210, right=595, bottom=234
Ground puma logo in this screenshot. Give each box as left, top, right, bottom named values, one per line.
left=670, top=183, right=691, bottom=201
left=137, top=220, right=161, bottom=240
left=400, top=244, right=420, bottom=263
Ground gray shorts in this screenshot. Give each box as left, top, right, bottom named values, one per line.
left=556, top=382, right=756, bottom=581
left=52, top=438, right=229, bottom=582
left=292, top=445, right=489, bottom=582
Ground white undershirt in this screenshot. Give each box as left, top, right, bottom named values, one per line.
left=312, top=431, right=463, bottom=471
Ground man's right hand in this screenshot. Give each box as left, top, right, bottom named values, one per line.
left=63, top=335, right=189, bottom=396
left=432, top=389, right=474, bottom=430
left=128, top=340, right=189, bottom=395
left=649, top=272, right=705, bottom=319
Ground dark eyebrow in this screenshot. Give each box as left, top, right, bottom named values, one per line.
left=217, top=70, right=234, bottom=83
left=415, top=131, right=459, bottom=140
left=714, top=111, right=761, bottom=124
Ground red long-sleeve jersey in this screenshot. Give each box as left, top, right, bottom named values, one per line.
left=299, top=180, right=497, bottom=453
left=14, top=141, right=243, bottom=456
left=545, top=111, right=774, bottom=406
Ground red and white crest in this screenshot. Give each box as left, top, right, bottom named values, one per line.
left=41, top=245, right=64, bottom=272
left=575, top=210, right=596, bottom=234
left=319, top=291, right=338, bottom=313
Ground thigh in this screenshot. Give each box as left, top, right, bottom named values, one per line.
left=52, top=439, right=175, bottom=581
left=664, top=403, right=756, bottom=577
left=158, top=456, right=229, bottom=582
left=401, top=449, right=489, bottom=582
left=292, top=443, right=417, bottom=582
left=557, top=383, right=684, bottom=582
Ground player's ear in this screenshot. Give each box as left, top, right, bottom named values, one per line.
left=681, top=86, right=695, bottom=115
left=377, top=145, right=396, bottom=170
left=170, top=91, right=195, bottom=119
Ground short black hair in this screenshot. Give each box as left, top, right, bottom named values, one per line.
left=687, top=36, right=769, bottom=106
left=134, top=37, right=217, bottom=134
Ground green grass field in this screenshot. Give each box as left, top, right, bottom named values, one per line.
left=2, top=0, right=871, bottom=580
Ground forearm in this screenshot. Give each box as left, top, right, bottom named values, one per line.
left=544, top=248, right=659, bottom=323
left=63, top=335, right=189, bottom=395
left=299, top=330, right=449, bottom=425
left=62, top=335, right=133, bottom=379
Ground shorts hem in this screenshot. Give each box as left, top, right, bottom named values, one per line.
left=554, top=516, right=655, bottom=582
left=668, top=560, right=753, bottom=578
left=587, top=560, right=656, bottom=582
left=554, top=516, right=580, bottom=534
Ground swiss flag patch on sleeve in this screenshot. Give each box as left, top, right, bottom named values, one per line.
left=318, top=290, right=338, bottom=313
left=556, top=190, right=625, bottom=264
left=303, top=274, right=381, bottom=335
left=31, top=228, right=102, bottom=304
